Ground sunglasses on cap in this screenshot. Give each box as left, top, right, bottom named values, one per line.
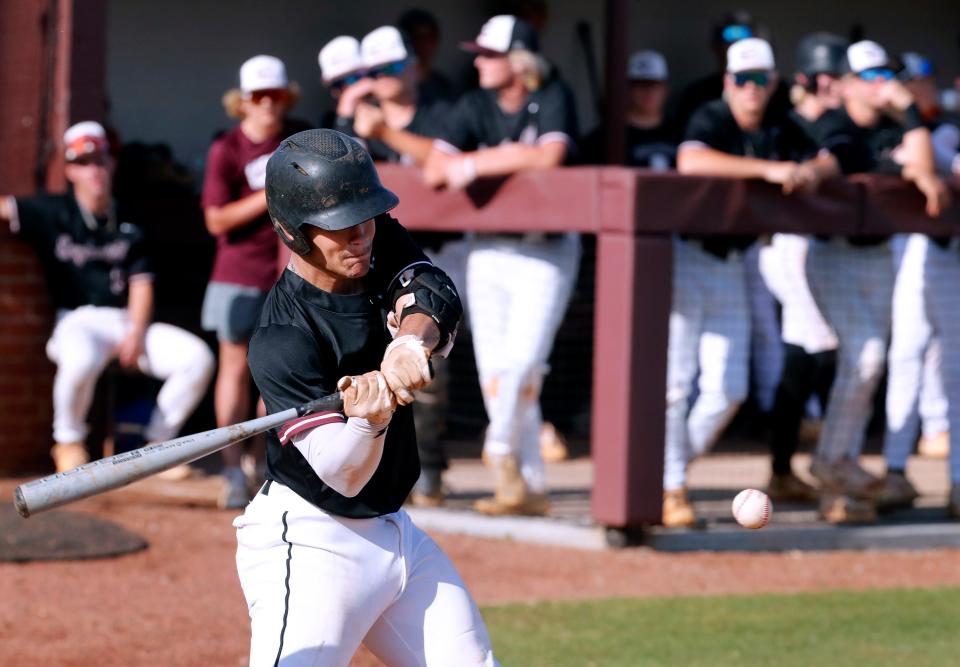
left=722, top=24, right=753, bottom=43
left=858, top=68, right=895, bottom=82
left=367, top=61, right=407, bottom=78
left=246, top=88, right=289, bottom=104
left=733, top=71, right=770, bottom=87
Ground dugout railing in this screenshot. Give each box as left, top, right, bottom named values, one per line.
left=377, top=165, right=960, bottom=539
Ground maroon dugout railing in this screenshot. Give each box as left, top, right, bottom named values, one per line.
left=378, top=165, right=960, bottom=536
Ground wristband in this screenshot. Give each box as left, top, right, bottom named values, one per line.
left=462, top=156, right=477, bottom=182
left=902, top=104, right=925, bottom=132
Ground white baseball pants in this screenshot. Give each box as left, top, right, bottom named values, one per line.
left=466, top=234, right=580, bottom=493
left=663, top=239, right=750, bottom=491
left=885, top=235, right=949, bottom=471
left=806, top=239, right=893, bottom=462
left=892, top=240, right=960, bottom=482
left=45, top=306, right=214, bottom=444
left=745, top=242, right=783, bottom=413
left=235, top=483, right=499, bottom=667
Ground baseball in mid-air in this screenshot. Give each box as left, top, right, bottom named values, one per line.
left=732, top=489, right=772, bottom=529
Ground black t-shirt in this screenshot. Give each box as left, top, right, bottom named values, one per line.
left=580, top=122, right=680, bottom=168
left=248, top=216, right=431, bottom=518
left=11, top=194, right=152, bottom=310
left=681, top=99, right=817, bottom=256
left=437, top=77, right=578, bottom=154
left=364, top=99, right=453, bottom=165
left=810, top=107, right=905, bottom=176
left=672, top=72, right=793, bottom=139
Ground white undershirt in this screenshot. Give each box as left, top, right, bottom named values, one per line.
left=291, top=417, right=390, bottom=497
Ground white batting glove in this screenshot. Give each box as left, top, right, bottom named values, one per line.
left=381, top=335, right=432, bottom=406
left=338, top=372, right=396, bottom=426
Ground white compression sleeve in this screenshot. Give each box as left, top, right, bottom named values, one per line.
left=291, top=417, right=390, bottom=497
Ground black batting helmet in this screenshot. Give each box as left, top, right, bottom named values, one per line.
left=795, top=32, right=848, bottom=78
left=265, top=129, right=399, bottom=255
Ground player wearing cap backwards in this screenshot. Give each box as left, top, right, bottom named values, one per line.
left=667, top=38, right=840, bottom=527
left=759, top=33, right=850, bottom=504
left=423, top=14, right=580, bottom=516
left=804, top=40, right=951, bottom=523
left=234, top=128, right=497, bottom=666
left=581, top=50, right=680, bottom=168
left=202, top=55, right=311, bottom=508
left=881, top=51, right=960, bottom=515
left=0, top=122, right=214, bottom=472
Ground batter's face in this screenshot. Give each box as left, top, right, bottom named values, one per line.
left=303, top=219, right=376, bottom=290
left=474, top=52, right=514, bottom=90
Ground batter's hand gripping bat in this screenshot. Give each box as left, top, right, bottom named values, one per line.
left=14, top=392, right=344, bottom=518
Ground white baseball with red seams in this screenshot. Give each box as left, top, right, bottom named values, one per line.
left=732, top=489, right=772, bottom=529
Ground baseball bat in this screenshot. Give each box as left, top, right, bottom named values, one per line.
left=14, top=392, right=344, bottom=518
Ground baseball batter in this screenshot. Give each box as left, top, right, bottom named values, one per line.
left=423, top=15, right=580, bottom=516
left=236, top=129, right=496, bottom=666
left=0, top=121, right=214, bottom=471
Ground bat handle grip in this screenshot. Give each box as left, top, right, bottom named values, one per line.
left=297, top=392, right=345, bottom=417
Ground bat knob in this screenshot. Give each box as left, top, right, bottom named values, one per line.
left=337, top=376, right=353, bottom=392
left=14, top=486, right=30, bottom=518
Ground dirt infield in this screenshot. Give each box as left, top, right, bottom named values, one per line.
left=3, top=494, right=960, bottom=666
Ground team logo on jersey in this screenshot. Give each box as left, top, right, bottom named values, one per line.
left=55, top=234, right=131, bottom=267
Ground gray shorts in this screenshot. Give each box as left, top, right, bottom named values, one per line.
left=201, top=282, right=268, bottom=343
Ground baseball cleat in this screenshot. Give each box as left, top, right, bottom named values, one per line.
left=661, top=488, right=695, bottom=528
left=918, top=431, right=949, bottom=459
left=810, top=456, right=883, bottom=499
left=473, top=492, right=549, bottom=517
left=766, top=472, right=818, bottom=503
left=539, top=422, right=569, bottom=463
left=819, top=492, right=876, bottom=524
left=874, top=471, right=919, bottom=512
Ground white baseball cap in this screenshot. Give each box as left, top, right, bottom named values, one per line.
left=319, top=36, right=363, bottom=83
left=628, top=50, right=668, bottom=81
left=847, top=40, right=890, bottom=73
left=63, top=121, right=109, bottom=162
left=240, top=55, right=288, bottom=93
left=726, top=37, right=775, bottom=73
left=362, top=26, right=410, bottom=69
left=461, top=15, right=539, bottom=54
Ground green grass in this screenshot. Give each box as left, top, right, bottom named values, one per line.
left=482, top=588, right=960, bottom=667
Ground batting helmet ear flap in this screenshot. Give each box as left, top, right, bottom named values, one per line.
left=272, top=216, right=312, bottom=255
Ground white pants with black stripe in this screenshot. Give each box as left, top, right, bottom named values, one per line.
left=466, top=233, right=580, bottom=493
left=235, top=483, right=498, bottom=667
left=663, top=239, right=750, bottom=491
left=806, top=239, right=893, bottom=462
left=45, top=305, right=214, bottom=444
left=885, top=235, right=949, bottom=470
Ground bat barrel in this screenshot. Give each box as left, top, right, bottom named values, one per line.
left=13, top=407, right=301, bottom=517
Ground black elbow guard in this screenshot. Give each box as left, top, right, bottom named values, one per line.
left=392, top=264, right=463, bottom=346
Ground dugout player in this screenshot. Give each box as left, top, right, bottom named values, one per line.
left=882, top=52, right=960, bottom=516
left=760, top=33, right=849, bottom=504
left=235, top=128, right=498, bottom=666
left=423, top=15, right=580, bottom=516
left=0, top=121, right=214, bottom=472
left=202, top=55, right=310, bottom=508
left=805, top=40, right=951, bottom=522
left=669, top=38, right=840, bottom=527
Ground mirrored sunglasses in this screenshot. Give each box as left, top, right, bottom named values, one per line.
left=734, top=71, right=770, bottom=87
left=858, top=68, right=895, bottom=82
left=69, top=153, right=110, bottom=167
left=248, top=88, right=289, bottom=104
left=368, top=61, right=407, bottom=78
left=722, top=24, right=753, bottom=43
left=329, top=72, right=366, bottom=92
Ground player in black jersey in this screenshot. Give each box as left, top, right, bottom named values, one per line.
left=423, top=15, right=580, bottom=517
left=235, top=129, right=498, bottom=666
left=667, top=38, right=840, bottom=527
left=0, top=121, right=214, bottom=473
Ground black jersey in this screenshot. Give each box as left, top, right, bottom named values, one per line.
left=810, top=107, right=906, bottom=176
left=336, top=98, right=452, bottom=166
left=248, top=216, right=433, bottom=518
left=681, top=99, right=817, bottom=257
left=11, top=194, right=152, bottom=310
left=436, top=77, right=578, bottom=153
left=579, top=121, right=680, bottom=168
